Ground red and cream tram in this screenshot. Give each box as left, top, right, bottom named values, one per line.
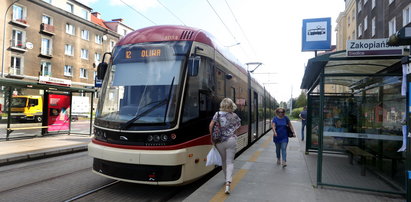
left=88, top=25, right=277, bottom=185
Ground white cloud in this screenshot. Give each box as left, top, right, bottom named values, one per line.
left=110, top=0, right=159, bottom=11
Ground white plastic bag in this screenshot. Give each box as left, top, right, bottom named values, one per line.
left=206, top=147, right=222, bottom=166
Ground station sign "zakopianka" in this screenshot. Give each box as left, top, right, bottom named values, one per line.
left=346, top=38, right=404, bottom=57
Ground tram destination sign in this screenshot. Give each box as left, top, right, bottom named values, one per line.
left=346, top=38, right=404, bottom=57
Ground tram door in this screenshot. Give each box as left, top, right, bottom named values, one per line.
left=252, top=91, right=258, bottom=140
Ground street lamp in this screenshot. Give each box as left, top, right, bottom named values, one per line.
left=225, top=42, right=240, bottom=48
left=246, top=62, right=262, bottom=73
left=2, top=0, right=21, bottom=78
left=245, top=62, right=262, bottom=145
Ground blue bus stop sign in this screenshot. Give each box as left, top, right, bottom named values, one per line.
left=302, top=17, right=332, bottom=51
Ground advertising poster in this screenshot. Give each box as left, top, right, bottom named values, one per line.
left=47, top=94, right=71, bottom=132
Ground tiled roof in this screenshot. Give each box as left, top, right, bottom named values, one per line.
left=91, top=14, right=109, bottom=29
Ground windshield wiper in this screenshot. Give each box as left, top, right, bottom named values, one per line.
left=121, top=77, right=176, bottom=130
left=121, top=99, right=168, bottom=130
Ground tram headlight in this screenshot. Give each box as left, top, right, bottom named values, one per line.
left=153, top=135, right=160, bottom=142
left=147, top=135, right=154, bottom=142
left=161, top=134, right=168, bottom=141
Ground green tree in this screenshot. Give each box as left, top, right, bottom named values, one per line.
left=295, top=91, right=307, bottom=108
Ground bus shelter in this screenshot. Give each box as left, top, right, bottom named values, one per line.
left=0, top=77, right=95, bottom=141
left=301, top=50, right=408, bottom=195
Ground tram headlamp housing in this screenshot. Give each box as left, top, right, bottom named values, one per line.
left=161, top=134, right=169, bottom=141
left=147, top=135, right=154, bottom=142
left=153, top=135, right=160, bottom=142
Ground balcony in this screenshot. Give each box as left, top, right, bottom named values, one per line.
left=10, top=40, right=27, bottom=52
left=39, top=48, right=53, bottom=58
left=11, top=18, right=29, bottom=28
left=40, top=23, right=55, bottom=35
left=6, top=67, right=24, bottom=79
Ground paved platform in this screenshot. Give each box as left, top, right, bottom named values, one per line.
left=184, top=121, right=405, bottom=202
left=0, top=122, right=406, bottom=201
left=0, top=134, right=90, bottom=165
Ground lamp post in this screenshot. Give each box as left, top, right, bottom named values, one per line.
left=246, top=62, right=262, bottom=144
left=224, top=42, right=240, bottom=48
left=2, top=0, right=21, bottom=78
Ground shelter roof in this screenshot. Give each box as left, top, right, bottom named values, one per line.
left=300, top=50, right=405, bottom=90
left=0, top=78, right=95, bottom=93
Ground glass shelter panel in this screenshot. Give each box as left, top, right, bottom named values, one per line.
left=316, top=75, right=405, bottom=193
left=5, top=88, right=44, bottom=140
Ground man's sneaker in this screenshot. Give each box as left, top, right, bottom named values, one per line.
left=277, top=159, right=281, bottom=165
left=282, top=161, right=287, bottom=167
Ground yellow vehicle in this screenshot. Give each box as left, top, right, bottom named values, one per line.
left=11, top=95, right=43, bottom=122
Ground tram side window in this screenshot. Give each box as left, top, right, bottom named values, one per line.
left=215, top=68, right=225, bottom=99
left=230, top=87, right=236, bottom=102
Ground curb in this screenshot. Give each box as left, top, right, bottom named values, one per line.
left=0, top=145, right=88, bottom=166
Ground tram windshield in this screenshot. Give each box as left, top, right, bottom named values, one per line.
left=96, top=42, right=191, bottom=128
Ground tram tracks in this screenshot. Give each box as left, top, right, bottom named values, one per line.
left=0, top=167, right=91, bottom=195
left=63, top=180, right=120, bottom=202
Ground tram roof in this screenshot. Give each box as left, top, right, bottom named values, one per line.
left=0, top=78, right=95, bottom=93
left=117, top=26, right=247, bottom=72
left=117, top=25, right=215, bottom=47
left=117, top=25, right=268, bottom=94
left=300, top=50, right=406, bottom=90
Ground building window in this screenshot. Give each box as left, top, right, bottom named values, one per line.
left=64, top=65, right=72, bottom=76
left=64, top=44, right=73, bottom=56
left=364, top=0, right=368, bottom=5
left=10, top=56, right=22, bottom=75
left=389, top=18, right=396, bottom=36
left=80, top=68, right=88, bottom=78
left=12, top=5, right=26, bottom=22
left=95, top=35, right=102, bottom=44
left=42, top=15, right=52, bottom=25
left=81, top=49, right=89, bottom=59
left=66, top=3, right=74, bottom=13
left=81, top=9, right=89, bottom=20
left=348, top=16, right=351, bottom=27
left=352, top=10, right=355, bottom=21
left=372, top=0, right=376, bottom=9
left=364, top=16, right=368, bottom=31
left=11, top=29, right=25, bottom=48
left=41, top=38, right=52, bottom=56
left=94, top=53, right=101, bottom=64
left=372, top=17, right=376, bottom=37
left=404, top=4, right=411, bottom=26
left=358, top=23, right=363, bottom=38
left=81, top=30, right=89, bottom=40
left=40, top=61, right=51, bottom=76
left=357, top=0, right=362, bottom=13
left=110, top=40, right=115, bottom=51
left=65, top=23, right=75, bottom=35
left=389, top=0, right=394, bottom=5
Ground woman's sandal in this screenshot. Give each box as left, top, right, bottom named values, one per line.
left=225, top=182, right=231, bottom=194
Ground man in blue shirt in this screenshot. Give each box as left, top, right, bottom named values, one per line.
left=299, top=106, right=307, bottom=141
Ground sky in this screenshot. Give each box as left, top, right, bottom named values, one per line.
left=79, top=0, right=345, bottom=103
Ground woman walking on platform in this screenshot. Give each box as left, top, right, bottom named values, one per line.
left=209, top=98, right=241, bottom=194
left=271, top=107, right=295, bottom=167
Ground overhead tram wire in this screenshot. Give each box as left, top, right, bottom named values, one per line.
left=157, top=0, right=186, bottom=26
left=119, top=0, right=157, bottom=25
left=224, top=0, right=258, bottom=59
left=205, top=0, right=239, bottom=45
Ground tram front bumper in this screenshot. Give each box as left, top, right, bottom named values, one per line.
left=88, top=141, right=187, bottom=166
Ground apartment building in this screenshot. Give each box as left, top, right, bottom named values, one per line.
left=337, top=0, right=411, bottom=46
left=336, top=0, right=356, bottom=51
left=0, top=0, right=121, bottom=88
